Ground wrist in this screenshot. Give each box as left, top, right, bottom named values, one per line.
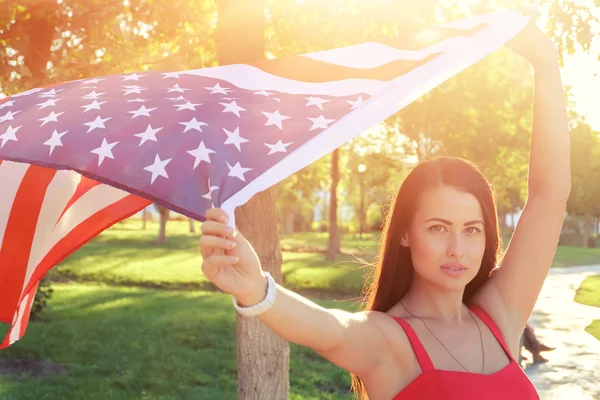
left=236, top=273, right=269, bottom=307
left=530, top=48, right=559, bottom=72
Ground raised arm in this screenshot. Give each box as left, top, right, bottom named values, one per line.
left=198, top=208, right=392, bottom=378
left=475, top=23, right=571, bottom=341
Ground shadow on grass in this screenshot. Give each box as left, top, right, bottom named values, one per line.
left=0, top=284, right=352, bottom=400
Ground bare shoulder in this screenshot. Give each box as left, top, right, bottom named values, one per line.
left=353, top=308, right=421, bottom=395
left=361, top=308, right=416, bottom=364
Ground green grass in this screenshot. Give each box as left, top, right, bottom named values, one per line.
left=551, top=247, right=600, bottom=268
left=0, top=283, right=356, bottom=400
left=574, top=274, right=600, bottom=341
left=50, top=219, right=372, bottom=295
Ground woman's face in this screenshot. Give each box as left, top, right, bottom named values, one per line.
left=401, top=185, right=486, bottom=292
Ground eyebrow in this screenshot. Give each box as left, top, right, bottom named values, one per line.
left=424, top=217, right=484, bottom=226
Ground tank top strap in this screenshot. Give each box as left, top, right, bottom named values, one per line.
left=468, top=304, right=514, bottom=360
left=390, top=316, right=435, bottom=372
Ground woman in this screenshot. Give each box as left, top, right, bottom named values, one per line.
left=198, top=20, right=570, bottom=400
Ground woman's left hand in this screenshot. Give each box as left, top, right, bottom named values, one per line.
left=505, top=13, right=558, bottom=69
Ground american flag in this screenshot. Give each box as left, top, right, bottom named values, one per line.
left=0, top=9, right=531, bottom=348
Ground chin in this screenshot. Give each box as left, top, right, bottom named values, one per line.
left=435, top=271, right=478, bottom=290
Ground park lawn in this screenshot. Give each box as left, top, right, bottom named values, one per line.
left=0, top=283, right=357, bottom=400
left=573, top=274, right=600, bottom=341
left=51, top=219, right=372, bottom=295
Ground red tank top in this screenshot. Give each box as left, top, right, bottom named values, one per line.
left=391, top=305, right=540, bottom=400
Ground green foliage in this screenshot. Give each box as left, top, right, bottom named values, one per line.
left=573, top=274, right=600, bottom=341
left=567, top=116, right=600, bottom=217
left=30, top=276, right=54, bottom=321
left=574, top=274, right=600, bottom=307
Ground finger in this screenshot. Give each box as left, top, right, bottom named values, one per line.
left=201, top=255, right=239, bottom=279
left=200, top=220, right=235, bottom=239
left=205, top=208, right=230, bottom=224
left=198, top=236, right=237, bottom=257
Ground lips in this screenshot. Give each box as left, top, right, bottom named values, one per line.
left=440, top=263, right=467, bottom=277
left=441, top=262, right=466, bottom=271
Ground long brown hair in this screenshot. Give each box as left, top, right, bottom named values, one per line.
left=350, top=156, right=503, bottom=399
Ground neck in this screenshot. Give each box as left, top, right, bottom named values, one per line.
left=402, top=275, right=468, bottom=323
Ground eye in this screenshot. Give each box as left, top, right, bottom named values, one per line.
left=428, top=224, right=447, bottom=233
left=465, top=226, right=482, bottom=234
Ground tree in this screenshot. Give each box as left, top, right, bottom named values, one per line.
left=566, top=115, right=600, bottom=247
left=155, top=204, right=169, bottom=245
left=215, top=1, right=290, bottom=398
left=326, top=149, right=341, bottom=261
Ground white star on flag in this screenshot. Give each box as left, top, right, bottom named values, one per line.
left=180, top=117, right=208, bottom=133
left=262, top=110, right=290, bottom=130
left=305, top=97, right=330, bottom=110
left=0, top=125, right=21, bottom=148
left=205, top=83, right=231, bottom=95
left=187, top=141, right=216, bottom=169
left=39, top=111, right=65, bottom=127
left=126, top=98, right=147, bottom=103
left=308, top=115, right=336, bottom=131
left=347, top=96, right=365, bottom=109
left=167, top=84, right=190, bottom=93
left=162, top=72, right=180, bottom=79
left=38, top=89, right=63, bottom=98
left=128, top=105, right=157, bottom=119
left=82, top=90, right=105, bottom=99
left=84, top=115, right=112, bottom=133
left=0, top=110, right=21, bottom=123
left=122, top=73, right=145, bottom=81
left=122, top=86, right=148, bottom=96
left=80, top=78, right=104, bottom=85
left=90, top=138, right=119, bottom=166
left=81, top=100, right=107, bottom=113
left=168, top=96, right=186, bottom=102
left=265, top=140, right=293, bottom=155
left=43, top=129, right=68, bottom=156
left=202, top=181, right=219, bottom=200
left=227, top=161, right=252, bottom=182
left=254, top=90, right=275, bottom=97
left=37, top=98, right=60, bottom=110
left=0, top=100, right=16, bottom=110
left=134, top=125, right=163, bottom=146
left=174, top=101, right=202, bottom=111
left=223, top=127, right=249, bottom=151
left=143, top=154, right=172, bottom=184
left=221, top=100, right=246, bottom=117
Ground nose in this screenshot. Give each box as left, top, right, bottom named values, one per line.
left=447, top=232, right=464, bottom=259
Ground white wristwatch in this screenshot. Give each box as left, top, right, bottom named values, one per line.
left=232, top=272, right=277, bottom=317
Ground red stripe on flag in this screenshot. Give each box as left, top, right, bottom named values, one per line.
left=22, top=194, right=151, bottom=298
left=0, top=283, right=38, bottom=350
left=56, top=177, right=103, bottom=222
left=0, top=166, right=56, bottom=325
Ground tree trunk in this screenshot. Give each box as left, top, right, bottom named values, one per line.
left=284, top=211, right=295, bottom=235
left=359, top=180, right=365, bottom=239
left=155, top=205, right=169, bottom=245
left=326, top=149, right=340, bottom=261
left=582, top=215, right=590, bottom=248
left=142, top=208, right=148, bottom=230
left=189, top=218, right=196, bottom=233
left=216, top=1, right=290, bottom=399
left=234, top=191, right=290, bottom=400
